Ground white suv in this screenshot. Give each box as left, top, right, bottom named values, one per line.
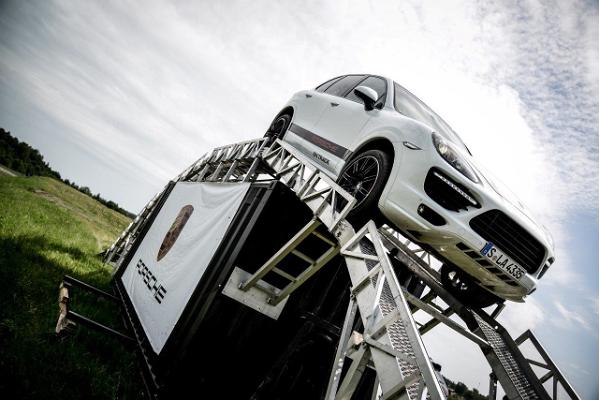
left=266, top=74, right=555, bottom=308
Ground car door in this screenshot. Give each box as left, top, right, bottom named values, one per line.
left=312, top=75, right=387, bottom=176
left=288, top=77, right=347, bottom=140
left=283, top=77, right=345, bottom=165
left=289, top=75, right=367, bottom=176
left=287, top=89, right=330, bottom=133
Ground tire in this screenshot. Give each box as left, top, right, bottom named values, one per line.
left=265, top=113, right=292, bottom=141
left=440, top=263, right=502, bottom=309
left=337, top=149, right=392, bottom=227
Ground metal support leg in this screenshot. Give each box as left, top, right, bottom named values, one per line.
left=63, top=275, right=119, bottom=302
left=55, top=276, right=133, bottom=344
left=335, top=344, right=371, bottom=400
left=370, top=377, right=381, bottom=400
left=488, top=373, right=498, bottom=400
left=514, top=330, right=581, bottom=400
left=67, top=311, right=134, bottom=344
left=490, top=303, right=505, bottom=319
left=325, top=297, right=359, bottom=400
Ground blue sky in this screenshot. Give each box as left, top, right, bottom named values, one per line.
left=0, top=0, right=597, bottom=397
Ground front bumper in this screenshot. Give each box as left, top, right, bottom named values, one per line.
left=379, top=141, right=549, bottom=302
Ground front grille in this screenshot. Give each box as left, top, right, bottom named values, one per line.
left=470, top=210, right=545, bottom=274
left=424, top=168, right=480, bottom=212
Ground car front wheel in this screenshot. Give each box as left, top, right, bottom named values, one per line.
left=337, top=149, right=392, bottom=226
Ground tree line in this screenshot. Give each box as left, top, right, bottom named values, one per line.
left=445, top=378, right=488, bottom=400
left=0, top=128, right=135, bottom=218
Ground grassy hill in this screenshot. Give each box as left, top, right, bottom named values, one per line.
left=0, top=128, right=134, bottom=218
left=0, top=176, right=144, bottom=398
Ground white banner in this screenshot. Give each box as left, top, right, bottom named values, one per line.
left=120, top=182, right=250, bottom=354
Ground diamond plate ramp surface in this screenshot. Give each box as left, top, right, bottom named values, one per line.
left=473, top=312, right=546, bottom=400
left=380, top=231, right=551, bottom=400
left=359, top=240, right=423, bottom=400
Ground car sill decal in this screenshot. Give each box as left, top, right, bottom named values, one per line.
left=289, top=123, right=352, bottom=160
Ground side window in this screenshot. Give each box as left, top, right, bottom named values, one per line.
left=345, top=76, right=387, bottom=104
left=315, top=76, right=343, bottom=93
left=325, top=75, right=366, bottom=97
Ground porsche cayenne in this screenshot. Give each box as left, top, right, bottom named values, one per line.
left=265, top=74, right=555, bottom=308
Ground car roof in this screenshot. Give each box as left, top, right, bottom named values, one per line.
left=315, top=75, right=470, bottom=152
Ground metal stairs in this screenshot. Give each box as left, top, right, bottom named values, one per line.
left=327, top=222, right=447, bottom=400
left=378, top=228, right=579, bottom=400
left=104, top=137, right=580, bottom=400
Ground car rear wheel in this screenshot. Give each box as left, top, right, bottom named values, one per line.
left=265, top=113, right=292, bottom=141
left=440, top=263, right=502, bottom=309
left=337, top=149, right=392, bottom=227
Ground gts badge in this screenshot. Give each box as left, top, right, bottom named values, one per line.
left=312, top=151, right=330, bottom=165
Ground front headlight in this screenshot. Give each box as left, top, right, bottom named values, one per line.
left=432, top=133, right=479, bottom=183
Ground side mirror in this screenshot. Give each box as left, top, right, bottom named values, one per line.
left=353, top=86, right=379, bottom=110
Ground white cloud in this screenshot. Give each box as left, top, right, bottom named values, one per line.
left=553, top=301, right=594, bottom=332
left=499, top=297, right=546, bottom=334
left=568, top=362, right=591, bottom=376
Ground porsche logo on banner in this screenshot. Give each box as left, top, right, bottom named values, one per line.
left=157, top=205, right=194, bottom=262
left=120, top=182, right=251, bottom=354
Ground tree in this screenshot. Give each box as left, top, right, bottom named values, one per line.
left=455, top=381, right=468, bottom=395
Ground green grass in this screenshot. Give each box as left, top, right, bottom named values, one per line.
left=0, top=176, right=144, bottom=398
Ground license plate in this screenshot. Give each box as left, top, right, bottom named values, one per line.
left=480, top=242, right=526, bottom=280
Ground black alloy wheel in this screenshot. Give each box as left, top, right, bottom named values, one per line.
left=266, top=114, right=292, bottom=141
left=339, top=154, right=380, bottom=207
left=337, top=149, right=392, bottom=226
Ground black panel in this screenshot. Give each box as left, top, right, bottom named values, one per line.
left=455, top=242, right=470, bottom=251
left=114, top=181, right=352, bottom=399
left=424, top=168, right=480, bottom=212
left=417, top=203, right=446, bottom=226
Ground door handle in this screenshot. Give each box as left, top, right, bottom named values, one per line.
left=305, top=94, right=312, bottom=98
left=330, top=102, right=339, bottom=107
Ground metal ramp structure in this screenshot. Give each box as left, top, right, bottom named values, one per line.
left=103, top=137, right=580, bottom=400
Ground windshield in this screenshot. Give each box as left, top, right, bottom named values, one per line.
left=393, top=83, right=470, bottom=153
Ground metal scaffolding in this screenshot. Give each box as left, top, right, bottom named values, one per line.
left=104, top=137, right=580, bottom=400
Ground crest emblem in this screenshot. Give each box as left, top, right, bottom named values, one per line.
left=157, top=205, right=194, bottom=261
